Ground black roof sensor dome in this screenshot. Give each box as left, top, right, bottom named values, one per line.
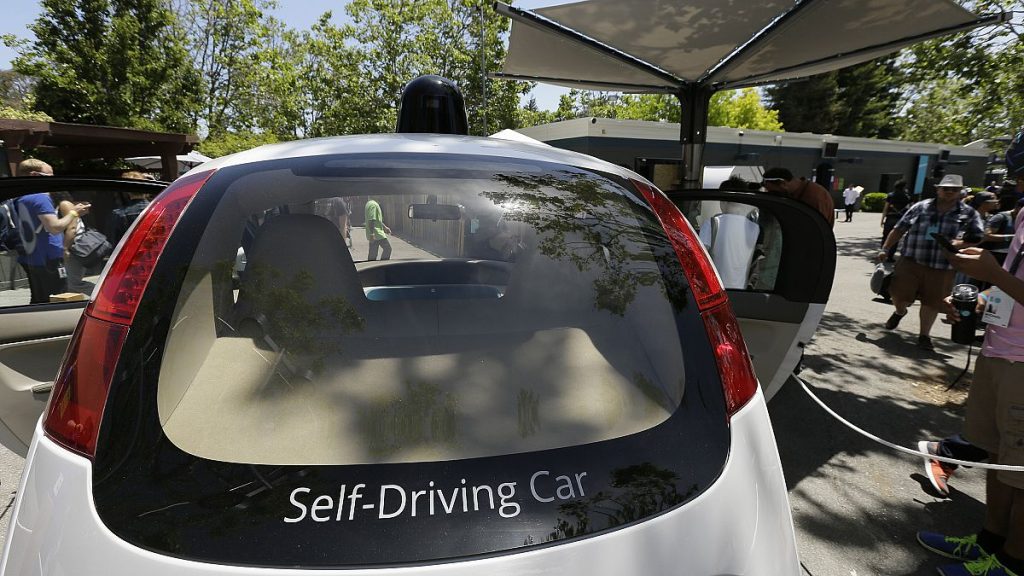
left=396, top=75, right=469, bottom=136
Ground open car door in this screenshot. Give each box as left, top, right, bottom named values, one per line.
left=0, top=177, right=167, bottom=456
left=669, top=189, right=836, bottom=401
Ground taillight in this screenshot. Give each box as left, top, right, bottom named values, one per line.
left=633, top=180, right=726, bottom=311
left=43, top=169, right=214, bottom=458
left=634, top=180, right=757, bottom=417
left=90, top=170, right=214, bottom=325
left=702, top=303, right=759, bottom=415
left=43, top=316, right=128, bottom=457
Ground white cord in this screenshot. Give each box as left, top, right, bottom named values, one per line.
left=796, top=376, right=1024, bottom=472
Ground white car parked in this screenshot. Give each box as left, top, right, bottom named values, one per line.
left=0, top=78, right=835, bottom=576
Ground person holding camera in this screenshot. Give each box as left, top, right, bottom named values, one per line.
left=915, top=205, right=1024, bottom=576
left=878, top=174, right=984, bottom=351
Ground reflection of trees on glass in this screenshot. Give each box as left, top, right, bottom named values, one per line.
left=241, top=264, right=365, bottom=370
left=483, top=172, right=688, bottom=315
left=361, top=381, right=459, bottom=458
left=544, top=462, right=696, bottom=542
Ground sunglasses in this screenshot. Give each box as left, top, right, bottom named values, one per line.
left=760, top=178, right=785, bottom=187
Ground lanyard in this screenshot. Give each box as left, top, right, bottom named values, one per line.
left=1010, top=243, right=1024, bottom=275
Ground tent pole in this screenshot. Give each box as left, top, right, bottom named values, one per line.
left=678, top=85, right=713, bottom=190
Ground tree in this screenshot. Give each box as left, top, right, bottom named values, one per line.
left=898, top=0, right=1024, bottom=146
left=289, top=13, right=377, bottom=137
left=833, top=57, right=902, bottom=139
left=197, top=130, right=278, bottom=157
left=10, top=0, right=199, bottom=132
left=707, top=89, right=783, bottom=132
left=533, top=89, right=782, bottom=131
left=766, top=74, right=840, bottom=134
left=175, top=0, right=284, bottom=135
left=0, top=69, right=35, bottom=110
left=341, top=0, right=531, bottom=136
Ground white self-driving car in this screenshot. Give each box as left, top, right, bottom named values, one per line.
left=0, top=81, right=835, bottom=576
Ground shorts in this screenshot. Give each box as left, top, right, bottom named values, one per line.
left=888, top=257, right=954, bottom=309
left=964, top=354, right=1024, bottom=489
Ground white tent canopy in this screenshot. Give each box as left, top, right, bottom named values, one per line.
left=494, top=0, right=1005, bottom=186
left=498, top=0, right=1005, bottom=91
left=124, top=151, right=212, bottom=174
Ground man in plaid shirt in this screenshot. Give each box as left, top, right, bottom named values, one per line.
left=878, top=174, right=984, bottom=350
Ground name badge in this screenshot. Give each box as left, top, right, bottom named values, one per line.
left=982, top=288, right=1014, bottom=328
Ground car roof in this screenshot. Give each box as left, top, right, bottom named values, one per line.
left=185, top=133, right=649, bottom=185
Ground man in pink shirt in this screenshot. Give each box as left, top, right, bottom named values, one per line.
left=917, top=209, right=1024, bottom=576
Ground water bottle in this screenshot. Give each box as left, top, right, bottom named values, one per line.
left=950, top=284, right=979, bottom=345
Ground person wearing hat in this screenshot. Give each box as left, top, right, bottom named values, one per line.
left=878, top=174, right=985, bottom=350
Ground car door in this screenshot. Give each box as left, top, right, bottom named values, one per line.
left=669, top=189, right=836, bottom=401
left=0, top=176, right=167, bottom=455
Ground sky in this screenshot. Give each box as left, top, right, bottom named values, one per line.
left=1, top=0, right=572, bottom=111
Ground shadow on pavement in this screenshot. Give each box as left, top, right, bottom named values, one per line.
left=770, top=304, right=986, bottom=575
left=835, top=234, right=886, bottom=262
left=770, top=378, right=984, bottom=575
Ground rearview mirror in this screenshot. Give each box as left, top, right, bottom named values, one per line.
left=408, top=203, right=462, bottom=220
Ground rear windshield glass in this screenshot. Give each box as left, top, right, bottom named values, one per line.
left=158, top=154, right=691, bottom=466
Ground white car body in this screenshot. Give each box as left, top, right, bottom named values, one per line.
left=0, top=134, right=832, bottom=575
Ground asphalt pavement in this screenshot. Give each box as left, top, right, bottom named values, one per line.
left=772, top=213, right=986, bottom=576
left=0, top=216, right=989, bottom=574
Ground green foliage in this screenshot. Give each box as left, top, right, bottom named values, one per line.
left=11, top=0, right=200, bottom=132
left=541, top=89, right=782, bottom=131
left=0, top=69, right=35, bottom=110
left=766, top=58, right=902, bottom=138
left=178, top=0, right=285, bottom=135
left=861, top=192, right=888, bottom=212
left=708, top=89, right=783, bottom=132
left=0, top=105, right=53, bottom=122
left=197, top=130, right=279, bottom=158
left=341, top=0, right=531, bottom=136
left=897, top=0, right=1023, bottom=146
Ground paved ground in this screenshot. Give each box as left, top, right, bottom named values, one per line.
left=0, top=217, right=991, bottom=573
left=773, top=213, right=985, bottom=576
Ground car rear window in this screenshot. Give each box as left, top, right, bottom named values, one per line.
left=158, top=155, right=689, bottom=466
left=92, top=152, right=730, bottom=567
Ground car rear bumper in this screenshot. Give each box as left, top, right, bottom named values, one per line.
left=2, top=391, right=798, bottom=575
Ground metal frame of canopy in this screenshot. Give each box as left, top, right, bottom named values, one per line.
left=493, top=1, right=1008, bottom=189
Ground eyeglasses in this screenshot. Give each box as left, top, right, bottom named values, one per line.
left=760, top=178, right=785, bottom=187
left=30, top=171, right=53, bottom=176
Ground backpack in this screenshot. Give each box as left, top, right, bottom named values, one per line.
left=0, top=200, right=21, bottom=254
left=69, top=228, right=113, bottom=268
left=1008, top=129, right=1024, bottom=179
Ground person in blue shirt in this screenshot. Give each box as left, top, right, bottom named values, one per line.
left=14, top=159, right=90, bottom=303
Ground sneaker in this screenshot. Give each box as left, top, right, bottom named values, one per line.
left=918, top=532, right=991, bottom=562
left=918, top=335, right=935, bottom=351
left=937, top=555, right=1019, bottom=575
left=919, top=441, right=954, bottom=496
left=886, top=310, right=907, bottom=330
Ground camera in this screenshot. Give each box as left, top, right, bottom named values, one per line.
left=950, top=284, right=979, bottom=345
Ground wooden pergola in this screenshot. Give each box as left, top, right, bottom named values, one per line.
left=1, top=119, right=199, bottom=181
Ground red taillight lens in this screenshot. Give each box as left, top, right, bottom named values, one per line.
left=89, top=170, right=214, bottom=325
left=702, top=303, right=758, bottom=415
left=43, top=170, right=214, bottom=458
left=633, top=180, right=727, bottom=311
left=43, top=316, right=129, bottom=457
left=634, top=180, right=757, bottom=416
